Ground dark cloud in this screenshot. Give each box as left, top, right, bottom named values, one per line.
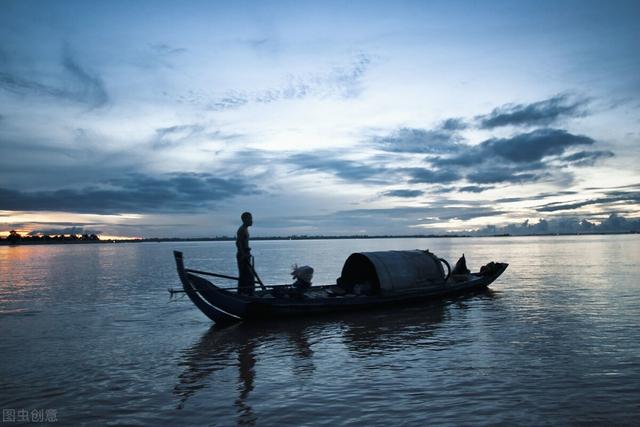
left=382, top=189, right=424, bottom=198
left=0, top=48, right=108, bottom=108
left=559, top=150, right=614, bottom=167
left=428, top=186, right=456, bottom=194
left=483, top=129, right=594, bottom=163
left=535, top=191, right=640, bottom=213
left=435, top=128, right=593, bottom=168
left=363, top=94, right=609, bottom=189
left=478, top=94, right=588, bottom=129
left=0, top=173, right=256, bottom=214
left=458, top=185, right=493, bottom=193
left=495, top=190, right=579, bottom=204
left=0, top=129, right=149, bottom=191
left=431, top=128, right=602, bottom=185
left=584, top=183, right=640, bottom=191
left=286, top=126, right=609, bottom=190
left=466, top=167, right=546, bottom=184
left=287, top=152, right=393, bottom=183
left=372, top=127, right=462, bottom=154
left=405, top=167, right=461, bottom=184
left=440, top=118, right=468, bottom=131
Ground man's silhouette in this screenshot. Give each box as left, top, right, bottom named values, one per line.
left=236, top=212, right=254, bottom=296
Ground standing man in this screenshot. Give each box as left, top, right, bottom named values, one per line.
left=236, top=212, right=254, bottom=296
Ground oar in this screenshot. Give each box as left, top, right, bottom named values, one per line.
left=247, top=256, right=267, bottom=291
left=184, top=268, right=258, bottom=283
left=169, top=286, right=239, bottom=294
left=168, top=282, right=289, bottom=294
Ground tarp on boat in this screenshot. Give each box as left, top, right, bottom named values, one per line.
left=339, top=250, right=447, bottom=295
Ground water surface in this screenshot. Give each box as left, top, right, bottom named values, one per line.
left=1, top=236, right=639, bottom=425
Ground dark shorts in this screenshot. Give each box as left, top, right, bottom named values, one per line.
left=236, top=255, right=255, bottom=296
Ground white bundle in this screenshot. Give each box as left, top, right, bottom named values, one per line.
left=291, top=264, right=314, bottom=284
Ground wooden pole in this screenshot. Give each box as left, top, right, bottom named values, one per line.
left=248, top=256, right=267, bottom=291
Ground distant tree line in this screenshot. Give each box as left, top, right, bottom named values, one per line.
left=2, top=230, right=100, bottom=244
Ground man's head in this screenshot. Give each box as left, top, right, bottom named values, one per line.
left=241, top=212, right=253, bottom=226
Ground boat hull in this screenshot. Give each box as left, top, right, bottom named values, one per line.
left=174, top=251, right=508, bottom=324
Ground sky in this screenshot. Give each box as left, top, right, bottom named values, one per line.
left=1, top=0, right=639, bottom=238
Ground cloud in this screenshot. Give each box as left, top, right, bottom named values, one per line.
left=428, top=128, right=607, bottom=185
left=61, top=48, right=108, bottom=108
left=287, top=152, right=394, bottom=183
left=440, top=118, right=468, bottom=131
left=535, top=190, right=640, bottom=213
left=151, top=124, right=205, bottom=149
left=284, top=125, right=610, bottom=190
left=458, top=185, right=493, bottom=193
left=150, top=123, right=243, bottom=149
left=484, top=129, right=595, bottom=163
left=559, top=150, right=615, bottom=167
left=327, top=53, right=371, bottom=99
left=335, top=205, right=504, bottom=224
left=473, top=214, right=640, bottom=236
left=371, top=127, right=462, bottom=154
left=0, top=173, right=257, bottom=214
left=495, top=190, right=579, bottom=204
left=584, top=183, right=640, bottom=191
left=155, top=124, right=205, bottom=139
left=466, top=167, right=546, bottom=184
left=367, top=113, right=611, bottom=189
left=262, top=204, right=505, bottom=234
left=149, top=43, right=188, bottom=56
left=206, top=93, right=249, bottom=110
left=477, top=94, right=588, bottom=129
left=381, top=189, right=424, bottom=198
left=134, top=43, right=189, bottom=69
left=440, top=128, right=594, bottom=166
left=0, top=48, right=108, bottom=108
left=182, top=53, right=373, bottom=111
left=405, top=167, right=461, bottom=184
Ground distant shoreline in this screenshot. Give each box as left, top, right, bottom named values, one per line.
left=1, top=231, right=637, bottom=246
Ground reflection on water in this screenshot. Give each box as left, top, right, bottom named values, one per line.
left=173, top=324, right=261, bottom=425
left=173, top=292, right=493, bottom=424
left=1, top=236, right=639, bottom=425
left=174, top=321, right=317, bottom=421
left=236, top=339, right=257, bottom=425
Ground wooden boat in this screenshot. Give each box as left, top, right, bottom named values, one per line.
left=174, top=250, right=508, bottom=325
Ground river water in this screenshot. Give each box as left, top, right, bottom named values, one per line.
left=1, top=236, right=639, bottom=426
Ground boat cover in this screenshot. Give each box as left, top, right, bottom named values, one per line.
left=339, top=250, right=446, bottom=294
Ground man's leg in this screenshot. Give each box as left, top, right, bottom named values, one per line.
left=243, top=262, right=255, bottom=296
left=237, top=257, right=254, bottom=296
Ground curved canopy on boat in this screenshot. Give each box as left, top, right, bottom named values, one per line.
left=339, top=250, right=446, bottom=294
